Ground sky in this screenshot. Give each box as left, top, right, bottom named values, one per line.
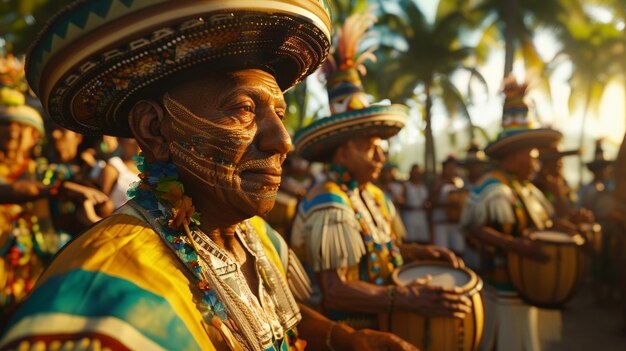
left=392, top=0, right=626, bottom=186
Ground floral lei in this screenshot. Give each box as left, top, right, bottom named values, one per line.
left=127, top=154, right=228, bottom=327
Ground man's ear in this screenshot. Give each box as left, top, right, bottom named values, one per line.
left=128, top=100, right=169, bottom=162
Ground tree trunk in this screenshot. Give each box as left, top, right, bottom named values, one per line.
left=577, top=91, right=592, bottom=188
left=503, top=0, right=518, bottom=78
left=424, top=82, right=436, bottom=188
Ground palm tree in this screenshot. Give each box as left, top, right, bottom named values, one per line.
left=549, top=11, right=623, bottom=185
left=470, top=0, right=574, bottom=78
left=364, top=0, right=487, bottom=184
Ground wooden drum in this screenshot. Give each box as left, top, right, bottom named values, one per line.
left=507, top=230, right=586, bottom=308
left=379, top=262, right=484, bottom=351
left=445, top=189, right=469, bottom=223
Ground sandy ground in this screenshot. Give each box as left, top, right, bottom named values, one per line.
left=544, top=283, right=626, bottom=351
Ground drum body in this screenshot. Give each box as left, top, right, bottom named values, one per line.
left=507, top=231, right=585, bottom=308
left=379, top=262, right=484, bottom=351
left=445, top=189, right=469, bottom=223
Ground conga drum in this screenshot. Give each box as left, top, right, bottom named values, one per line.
left=445, top=189, right=469, bottom=223
left=507, top=230, right=586, bottom=308
left=379, top=262, right=484, bottom=351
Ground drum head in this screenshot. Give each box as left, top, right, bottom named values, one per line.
left=395, top=265, right=471, bottom=288
left=531, top=231, right=583, bottom=245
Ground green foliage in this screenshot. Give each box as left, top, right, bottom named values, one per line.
left=1, top=0, right=75, bottom=55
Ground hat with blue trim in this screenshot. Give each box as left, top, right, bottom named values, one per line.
left=26, top=0, right=332, bottom=137
left=294, top=13, right=407, bottom=162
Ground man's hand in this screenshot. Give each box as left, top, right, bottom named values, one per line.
left=508, top=237, right=550, bottom=263
left=59, top=181, right=110, bottom=204
left=348, top=329, right=418, bottom=351
left=12, top=179, right=48, bottom=197
left=395, top=282, right=473, bottom=319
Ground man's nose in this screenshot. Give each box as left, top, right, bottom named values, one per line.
left=374, top=145, right=386, bottom=163
left=256, top=110, right=292, bottom=156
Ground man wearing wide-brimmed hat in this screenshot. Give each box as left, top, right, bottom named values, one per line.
left=533, top=144, right=580, bottom=218
left=0, top=2, right=416, bottom=350
left=459, top=142, right=490, bottom=188
left=460, top=76, right=565, bottom=351
left=291, top=13, right=469, bottom=332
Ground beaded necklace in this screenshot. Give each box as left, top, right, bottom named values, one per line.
left=327, top=164, right=403, bottom=285
left=127, top=155, right=301, bottom=351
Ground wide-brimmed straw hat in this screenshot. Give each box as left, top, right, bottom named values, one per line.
left=586, top=139, right=613, bottom=171
left=0, top=54, right=44, bottom=134
left=294, top=13, right=407, bottom=162
left=26, top=0, right=332, bottom=137
left=485, top=75, right=561, bottom=159
left=538, top=145, right=580, bottom=161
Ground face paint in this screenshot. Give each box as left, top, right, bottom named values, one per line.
left=164, top=94, right=283, bottom=200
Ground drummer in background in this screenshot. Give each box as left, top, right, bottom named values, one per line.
left=291, top=12, right=470, bottom=331
left=460, top=75, right=590, bottom=351
left=430, top=155, right=467, bottom=255
left=578, top=139, right=621, bottom=304
left=458, top=142, right=490, bottom=272
left=401, top=164, right=431, bottom=244
left=377, top=162, right=405, bottom=211
left=459, top=142, right=490, bottom=189
left=533, top=144, right=580, bottom=218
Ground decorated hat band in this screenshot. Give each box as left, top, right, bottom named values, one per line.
left=27, top=0, right=332, bottom=137
left=294, top=105, right=408, bottom=162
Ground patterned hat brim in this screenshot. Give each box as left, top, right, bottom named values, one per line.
left=294, top=105, right=408, bottom=162
left=485, top=129, right=562, bottom=159
left=26, top=0, right=331, bottom=137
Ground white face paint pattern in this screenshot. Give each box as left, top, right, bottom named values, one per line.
left=164, top=93, right=283, bottom=199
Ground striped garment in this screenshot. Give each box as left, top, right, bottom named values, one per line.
left=0, top=210, right=307, bottom=351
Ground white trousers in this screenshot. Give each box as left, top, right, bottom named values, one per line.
left=479, top=289, right=541, bottom=351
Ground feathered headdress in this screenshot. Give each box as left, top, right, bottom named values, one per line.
left=321, top=13, right=378, bottom=115
left=294, top=12, right=408, bottom=162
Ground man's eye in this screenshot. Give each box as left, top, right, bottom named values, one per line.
left=242, top=105, right=253, bottom=112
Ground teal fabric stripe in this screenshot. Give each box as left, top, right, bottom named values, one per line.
left=265, top=222, right=284, bottom=257
left=473, top=177, right=502, bottom=195
left=302, top=193, right=349, bottom=213
left=4, top=268, right=201, bottom=351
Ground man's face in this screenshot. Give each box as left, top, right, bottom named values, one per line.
left=409, top=166, right=423, bottom=182
left=163, top=69, right=290, bottom=217
left=340, top=137, right=386, bottom=184
left=0, top=121, right=22, bottom=154
left=507, top=147, right=540, bottom=181
left=51, top=127, right=83, bottom=162
left=0, top=121, right=38, bottom=157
